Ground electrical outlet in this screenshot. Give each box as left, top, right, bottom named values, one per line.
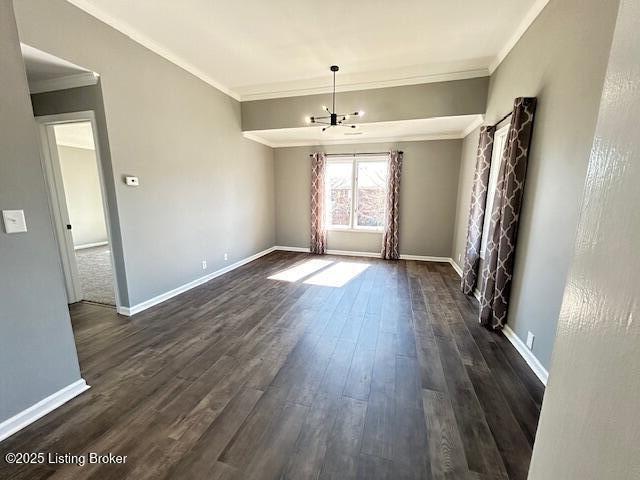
left=526, top=331, right=535, bottom=350
left=202, top=260, right=207, bottom=270
left=224, top=253, right=228, bottom=261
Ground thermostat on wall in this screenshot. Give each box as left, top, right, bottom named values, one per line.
left=125, top=176, right=139, bottom=186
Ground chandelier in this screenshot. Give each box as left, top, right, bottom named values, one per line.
left=305, top=65, right=364, bottom=132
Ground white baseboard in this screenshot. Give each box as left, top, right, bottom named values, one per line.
left=450, top=259, right=464, bottom=277
left=274, top=246, right=454, bottom=264
left=401, top=254, right=451, bottom=263
left=274, top=245, right=310, bottom=253
left=503, top=325, right=549, bottom=385
left=74, top=241, right=108, bottom=250
left=0, top=379, right=90, bottom=443
left=118, top=246, right=277, bottom=316
left=328, top=249, right=380, bottom=258
left=450, top=258, right=548, bottom=385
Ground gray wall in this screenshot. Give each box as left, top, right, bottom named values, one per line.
left=57, top=145, right=108, bottom=247
left=0, top=0, right=82, bottom=423
left=450, top=0, right=620, bottom=369
left=529, top=0, right=640, bottom=476
left=242, top=77, right=489, bottom=131
left=275, top=140, right=462, bottom=257
left=15, top=0, right=275, bottom=307
left=31, top=83, right=130, bottom=305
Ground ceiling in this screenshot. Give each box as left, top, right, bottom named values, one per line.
left=243, top=115, right=484, bottom=148
left=67, top=0, right=549, bottom=100
left=21, top=44, right=98, bottom=94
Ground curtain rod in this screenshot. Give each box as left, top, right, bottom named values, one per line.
left=309, top=151, right=402, bottom=158
left=493, top=111, right=513, bottom=127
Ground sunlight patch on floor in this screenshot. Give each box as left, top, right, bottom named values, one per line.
left=303, top=262, right=370, bottom=287
left=268, top=259, right=333, bottom=282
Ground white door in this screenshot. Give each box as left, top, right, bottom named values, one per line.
left=40, top=123, right=84, bottom=303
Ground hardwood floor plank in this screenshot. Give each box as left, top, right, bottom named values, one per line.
left=466, top=366, right=532, bottom=480
left=361, top=387, right=395, bottom=460
left=356, top=454, right=394, bottom=480
left=422, top=388, right=469, bottom=479
left=342, top=344, right=376, bottom=401
left=317, top=397, right=368, bottom=480
left=165, top=388, right=263, bottom=479
left=281, top=395, right=341, bottom=480
left=239, top=402, right=308, bottom=480
left=435, top=335, right=509, bottom=478
left=218, top=386, right=289, bottom=468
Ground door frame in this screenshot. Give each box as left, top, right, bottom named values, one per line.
left=36, top=110, right=122, bottom=309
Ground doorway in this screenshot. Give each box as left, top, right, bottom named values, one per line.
left=37, top=111, right=120, bottom=308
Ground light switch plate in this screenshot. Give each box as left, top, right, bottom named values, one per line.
left=2, top=210, right=27, bottom=233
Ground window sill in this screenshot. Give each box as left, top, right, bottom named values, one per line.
left=327, top=227, right=384, bottom=234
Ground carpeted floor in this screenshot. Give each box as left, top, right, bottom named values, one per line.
left=75, top=244, right=116, bottom=306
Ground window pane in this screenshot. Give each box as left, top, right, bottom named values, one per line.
left=356, top=160, right=387, bottom=228
left=325, top=162, right=353, bottom=227
left=481, top=127, right=508, bottom=258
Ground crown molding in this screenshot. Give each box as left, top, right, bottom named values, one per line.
left=238, top=67, right=490, bottom=101
left=65, top=0, right=242, bottom=101
left=28, top=72, right=99, bottom=94
left=243, top=131, right=465, bottom=149
left=489, top=0, right=551, bottom=73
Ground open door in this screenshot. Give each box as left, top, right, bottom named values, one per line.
left=37, top=111, right=120, bottom=308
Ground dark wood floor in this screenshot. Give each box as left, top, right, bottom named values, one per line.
left=0, top=252, right=544, bottom=480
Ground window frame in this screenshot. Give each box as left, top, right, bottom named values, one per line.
left=480, top=123, right=510, bottom=259
left=325, top=156, right=388, bottom=232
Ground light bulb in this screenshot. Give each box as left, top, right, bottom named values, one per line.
left=304, top=116, right=311, bottom=124
left=358, top=110, right=365, bottom=117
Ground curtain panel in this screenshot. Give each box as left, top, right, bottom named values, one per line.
left=479, top=97, right=537, bottom=329
left=310, top=152, right=327, bottom=254
left=461, top=126, right=496, bottom=294
left=381, top=151, right=403, bottom=260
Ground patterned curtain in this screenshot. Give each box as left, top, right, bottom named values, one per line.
left=310, top=152, right=327, bottom=254
left=381, top=151, right=403, bottom=260
left=461, top=126, right=496, bottom=294
left=479, top=97, right=537, bottom=329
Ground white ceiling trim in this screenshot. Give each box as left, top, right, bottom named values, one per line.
left=243, top=131, right=466, bottom=149
left=65, top=0, right=242, bottom=101
left=243, top=114, right=484, bottom=148
left=29, top=71, right=99, bottom=94
left=237, top=67, right=490, bottom=101
left=488, top=0, right=551, bottom=73
left=66, top=0, right=549, bottom=101
left=462, top=115, right=485, bottom=138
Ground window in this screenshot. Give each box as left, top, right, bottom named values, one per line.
left=325, top=156, right=388, bottom=231
left=481, top=124, right=510, bottom=258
